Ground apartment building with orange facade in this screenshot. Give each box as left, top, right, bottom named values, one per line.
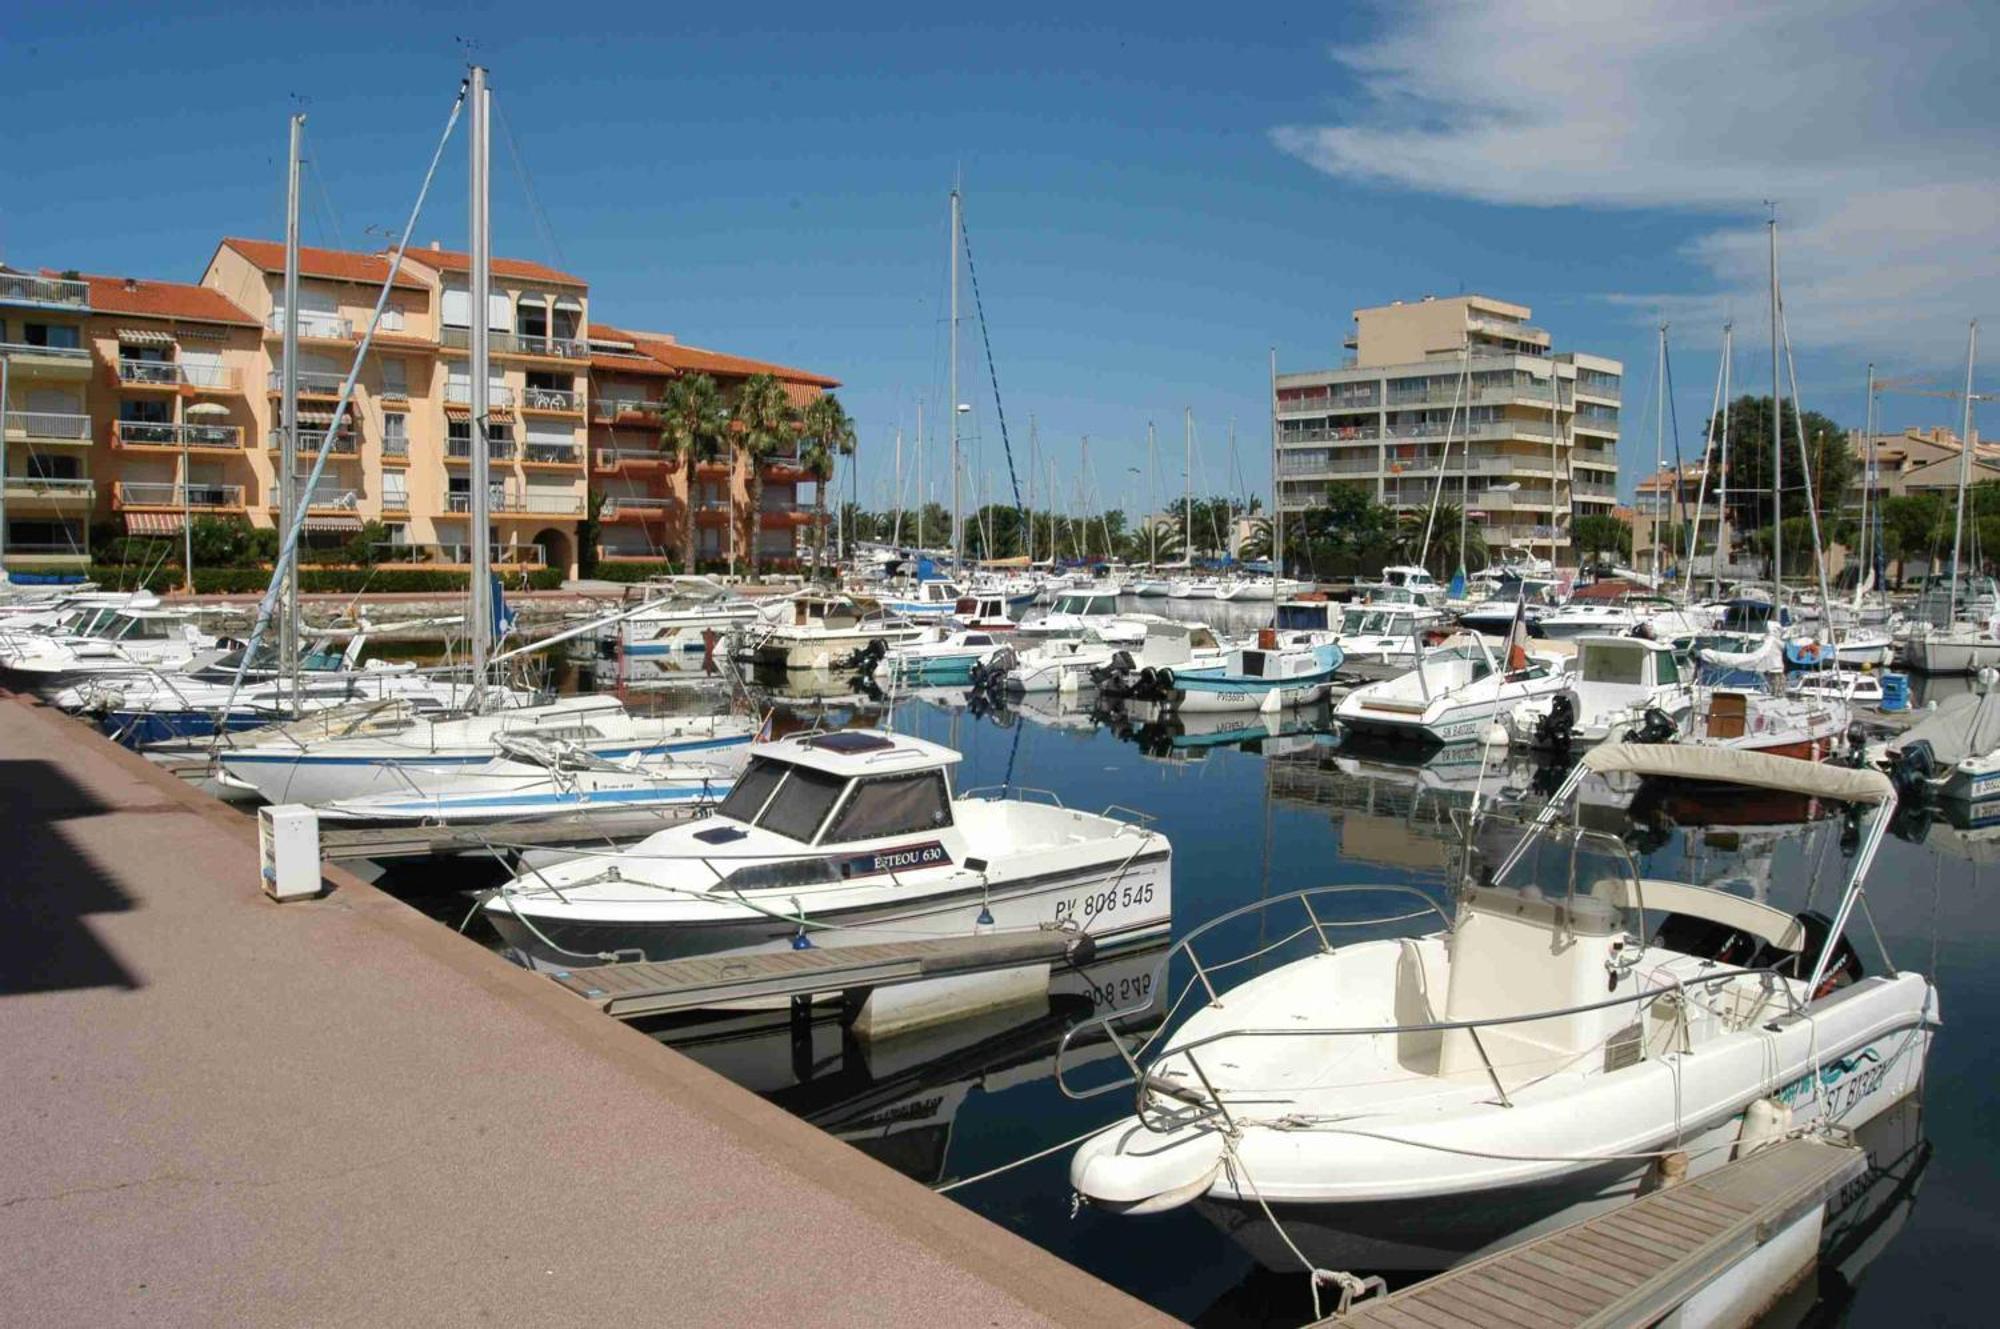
left=0, top=242, right=839, bottom=577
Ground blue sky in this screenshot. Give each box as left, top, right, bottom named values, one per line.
left=4, top=3, right=1992, bottom=516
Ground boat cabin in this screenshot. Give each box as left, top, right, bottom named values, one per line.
left=1048, top=591, right=1120, bottom=618
left=703, top=731, right=961, bottom=866
left=900, top=580, right=965, bottom=607
left=1336, top=604, right=1434, bottom=640
left=1378, top=565, right=1439, bottom=594
left=953, top=594, right=1015, bottom=628
left=1571, top=635, right=1683, bottom=691
left=786, top=594, right=883, bottom=630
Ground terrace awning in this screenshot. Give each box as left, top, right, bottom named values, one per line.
left=124, top=512, right=185, bottom=534
left=303, top=514, right=363, bottom=532
left=116, top=328, right=175, bottom=347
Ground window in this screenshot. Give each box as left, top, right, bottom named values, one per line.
left=382, top=412, right=408, bottom=455
left=821, top=772, right=952, bottom=844
left=23, top=322, right=81, bottom=350
left=758, top=767, right=846, bottom=841
left=26, top=454, right=80, bottom=480
left=379, top=358, right=408, bottom=398
left=119, top=399, right=172, bottom=424
left=382, top=472, right=408, bottom=509
left=717, top=757, right=789, bottom=823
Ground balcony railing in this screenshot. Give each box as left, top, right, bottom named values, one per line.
left=523, top=443, right=581, bottom=465
left=595, top=446, right=671, bottom=468
left=1277, top=391, right=1379, bottom=414
left=5, top=475, right=94, bottom=501
left=592, top=396, right=660, bottom=421
left=439, top=326, right=590, bottom=359
left=3, top=540, right=88, bottom=556
left=521, top=386, right=583, bottom=412
left=0, top=273, right=89, bottom=308
left=267, top=311, right=354, bottom=340
left=1467, top=316, right=1547, bottom=341
left=115, top=421, right=246, bottom=449
left=373, top=541, right=547, bottom=567
left=117, top=481, right=245, bottom=509
left=265, top=368, right=351, bottom=396
left=275, top=486, right=360, bottom=511
left=266, top=429, right=358, bottom=454
left=1279, top=426, right=1380, bottom=445
left=445, top=437, right=517, bottom=460
left=117, top=359, right=238, bottom=390
left=0, top=340, right=89, bottom=361
left=601, top=495, right=677, bottom=516
left=444, top=382, right=516, bottom=408
left=447, top=491, right=584, bottom=517
left=8, top=411, right=92, bottom=441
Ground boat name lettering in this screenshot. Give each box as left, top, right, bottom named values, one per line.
left=846, top=841, right=949, bottom=876
left=1053, top=880, right=1155, bottom=925
left=1775, top=1047, right=1888, bottom=1113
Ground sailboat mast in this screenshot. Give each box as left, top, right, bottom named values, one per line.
left=1949, top=321, right=1978, bottom=619
left=1026, top=415, right=1037, bottom=566
left=890, top=425, right=903, bottom=548
left=1147, top=421, right=1158, bottom=568
left=1269, top=348, right=1282, bottom=586
left=948, top=187, right=961, bottom=572
left=1860, top=363, right=1875, bottom=604
left=1548, top=358, right=1562, bottom=573
left=1715, top=324, right=1732, bottom=601
left=914, top=402, right=924, bottom=550
left=468, top=64, right=493, bottom=700
left=1769, top=215, right=1782, bottom=602
left=1651, top=324, right=1665, bottom=583
left=280, top=114, right=303, bottom=699
left=1183, top=407, right=1193, bottom=567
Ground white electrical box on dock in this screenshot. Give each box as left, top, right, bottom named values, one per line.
left=259, top=804, right=322, bottom=901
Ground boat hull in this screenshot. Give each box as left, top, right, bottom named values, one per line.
left=1905, top=635, right=2000, bottom=674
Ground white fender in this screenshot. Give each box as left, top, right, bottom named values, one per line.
left=1070, top=1122, right=1226, bottom=1215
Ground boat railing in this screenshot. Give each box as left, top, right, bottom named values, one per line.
left=961, top=783, right=1064, bottom=806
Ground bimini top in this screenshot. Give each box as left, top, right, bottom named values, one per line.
left=1583, top=742, right=1893, bottom=805
left=767, top=728, right=963, bottom=777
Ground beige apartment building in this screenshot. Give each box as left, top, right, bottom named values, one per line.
left=1, top=242, right=838, bottom=577
left=1274, top=294, right=1621, bottom=564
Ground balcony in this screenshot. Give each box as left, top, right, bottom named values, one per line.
left=4, top=475, right=94, bottom=505
left=1279, top=425, right=1380, bottom=446
left=439, top=327, right=590, bottom=360
left=1277, top=390, right=1379, bottom=414
left=0, top=340, right=93, bottom=380
left=446, top=491, right=585, bottom=518
left=115, top=481, right=246, bottom=511
left=6, top=411, right=92, bottom=444
left=0, top=273, right=89, bottom=309
left=266, top=369, right=351, bottom=397
left=592, top=396, right=660, bottom=423
left=269, top=486, right=360, bottom=513
left=445, top=437, right=518, bottom=461
left=1467, top=316, right=1548, bottom=342
left=118, top=359, right=240, bottom=391
left=373, top=541, right=546, bottom=568
left=2, top=539, right=89, bottom=562
left=601, top=494, right=676, bottom=522
left=115, top=420, right=247, bottom=451
left=443, top=382, right=516, bottom=409
left=520, top=385, right=583, bottom=413
left=1573, top=415, right=1619, bottom=437
left=266, top=311, right=355, bottom=340
left=522, top=443, right=581, bottom=466
left=265, top=430, right=358, bottom=455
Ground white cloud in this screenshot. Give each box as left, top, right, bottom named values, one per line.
left=1273, top=1, right=1997, bottom=364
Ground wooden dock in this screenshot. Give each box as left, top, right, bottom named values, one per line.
left=1330, top=1136, right=1867, bottom=1328
left=316, top=807, right=701, bottom=861
left=548, top=931, right=1096, bottom=1019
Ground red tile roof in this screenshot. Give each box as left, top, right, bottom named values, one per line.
left=399, top=246, right=587, bottom=288
left=217, top=238, right=427, bottom=291
left=591, top=323, right=839, bottom=389
left=75, top=273, right=259, bottom=328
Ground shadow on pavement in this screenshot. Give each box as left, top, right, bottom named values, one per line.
left=0, top=758, right=140, bottom=996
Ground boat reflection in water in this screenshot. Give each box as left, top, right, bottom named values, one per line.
left=642, top=944, right=1167, bottom=1187
left=1101, top=699, right=1335, bottom=764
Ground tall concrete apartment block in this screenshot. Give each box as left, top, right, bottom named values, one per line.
left=1274, top=295, right=1621, bottom=564
left=0, top=243, right=837, bottom=576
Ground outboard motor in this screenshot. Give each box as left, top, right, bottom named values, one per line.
left=1536, top=691, right=1578, bottom=753
left=1092, top=649, right=1138, bottom=694
left=1884, top=740, right=1936, bottom=807
left=1631, top=706, right=1678, bottom=745
left=968, top=645, right=1017, bottom=699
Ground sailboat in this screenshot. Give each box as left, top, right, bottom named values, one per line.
left=1902, top=324, right=1997, bottom=673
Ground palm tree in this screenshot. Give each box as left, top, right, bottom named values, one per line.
left=658, top=372, right=726, bottom=574
left=800, top=393, right=856, bottom=580
left=1425, top=503, right=1487, bottom=579
left=1237, top=514, right=1273, bottom=564
left=735, top=372, right=797, bottom=578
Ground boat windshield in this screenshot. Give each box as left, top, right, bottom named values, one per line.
left=1277, top=603, right=1333, bottom=632
left=1463, top=815, right=1647, bottom=927
left=715, top=756, right=848, bottom=843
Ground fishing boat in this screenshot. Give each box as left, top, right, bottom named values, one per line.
left=1089, top=621, right=1231, bottom=700
left=1507, top=635, right=1694, bottom=750
left=215, top=695, right=755, bottom=806
left=1066, top=744, right=1934, bottom=1272
left=1335, top=631, right=1568, bottom=747
left=315, top=734, right=742, bottom=826
left=481, top=728, right=1172, bottom=968
left=1158, top=631, right=1343, bottom=714
left=741, top=592, right=925, bottom=670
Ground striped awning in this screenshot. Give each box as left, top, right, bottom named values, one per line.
left=117, top=328, right=176, bottom=347
left=444, top=406, right=472, bottom=420
left=124, top=512, right=185, bottom=534
left=304, top=514, right=363, bottom=532
left=297, top=410, right=342, bottom=425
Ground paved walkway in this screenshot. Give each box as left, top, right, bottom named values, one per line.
left=0, top=692, right=1172, bottom=1327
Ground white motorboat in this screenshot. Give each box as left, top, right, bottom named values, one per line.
left=1068, top=744, right=1934, bottom=1272
left=1335, top=633, right=1569, bottom=746
left=1508, top=635, right=1694, bottom=749
left=1166, top=577, right=1221, bottom=600
left=949, top=592, right=1018, bottom=632
left=868, top=627, right=1011, bottom=685
left=1901, top=621, right=2000, bottom=675
left=1533, top=601, right=1644, bottom=640
left=1365, top=564, right=1446, bottom=608
left=1016, top=589, right=1137, bottom=643
left=215, top=695, right=756, bottom=805
left=1790, top=669, right=1888, bottom=709
left=1275, top=600, right=1443, bottom=681
left=1163, top=635, right=1344, bottom=714
left=741, top=593, right=925, bottom=670
left=619, top=579, right=774, bottom=657
left=880, top=578, right=967, bottom=619
left=1089, top=621, right=1232, bottom=700
left=482, top=728, right=1171, bottom=968
left=1879, top=687, right=2000, bottom=805
left=316, top=734, right=743, bottom=826
left=982, top=630, right=1129, bottom=696
left=0, top=608, right=227, bottom=692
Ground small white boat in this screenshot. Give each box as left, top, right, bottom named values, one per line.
left=1276, top=600, right=1442, bottom=681
left=869, top=627, right=1010, bottom=685
left=619, top=578, right=773, bottom=657
left=1901, top=622, right=2000, bottom=675
left=1069, top=743, right=1933, bottom=1272
left=1166, top=578, right=1221, bottom=600
left=984, top=631, right=1128, bottom=696
left=880, top=578, right=967, bottom=619
left=0, top=608, right=226, bottom=692
left=317, top=734, right=743, bottom=826
left=1016, top=589, right=1135, bottom=642
left=1335, top=633, right=1569, bottom=746
left=742, top=593, right=925, bottom=670
left=1366, top=564, right=1446, bottom=607
left=1533, top=601, right=1643, bottom=639
left=482, top=728, right=1172, bottom=968
left=1508, top=634, right=1694, bottom=749
left=1164, top=634, right=1343, bottom=714
left=1791, top=669, right=1887, bottom=709
left=1130, top=575, right=1172, bottom=598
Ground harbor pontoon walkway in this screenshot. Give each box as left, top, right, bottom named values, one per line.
left=0, top=691, right=1170, bottom=1326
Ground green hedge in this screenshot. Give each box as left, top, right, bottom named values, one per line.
left=26, top=565, right=563, bottom=595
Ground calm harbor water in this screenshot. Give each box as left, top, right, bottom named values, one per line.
left=377, top=628, right=1991, bottom=1326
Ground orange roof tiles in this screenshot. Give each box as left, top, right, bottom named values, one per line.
left=591, top=322, right=839, bottom=389
left=399, top=246, right=587, bottom=288
left=76, top=273, right=259, bottom=327
left=219, top=238, right=427, bottom=291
